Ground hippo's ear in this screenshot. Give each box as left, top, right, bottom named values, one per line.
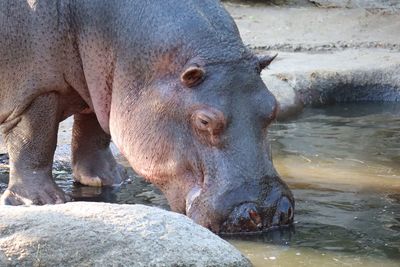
left=258, top=53, right=278, bottom=71
left=181, top=66, right=205, bottom=87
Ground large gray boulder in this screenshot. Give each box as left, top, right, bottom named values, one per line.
left=0, top=202, right=251, bottom=267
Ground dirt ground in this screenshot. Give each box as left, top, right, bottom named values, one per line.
left=225, top=2, right=400, bottom=51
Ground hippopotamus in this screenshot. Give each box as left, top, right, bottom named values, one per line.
left=0, top=0, right=294, bottom=233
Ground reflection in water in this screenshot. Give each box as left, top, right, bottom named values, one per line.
left=271, top=103, right=400, bottom=192
left=51, top=164, right=169, bottom=210
left=0, top=102, right=400, bottom=266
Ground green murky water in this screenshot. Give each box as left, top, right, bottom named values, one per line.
left=1, top=102, right=399, bottom=266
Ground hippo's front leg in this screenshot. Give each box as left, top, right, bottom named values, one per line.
left=0, top=93, right=68, bottom=205
left=71, top=113, right=127, bottom=187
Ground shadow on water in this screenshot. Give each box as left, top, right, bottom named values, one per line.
left=1, top=102, right=400, bottom=266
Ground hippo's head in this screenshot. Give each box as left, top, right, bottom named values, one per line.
left=106, top=50, right=294, bottom=233
left=77, top=1, right=295, bottom=233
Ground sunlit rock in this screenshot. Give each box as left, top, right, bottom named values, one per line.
left=0, top=202, right=251, bottom=267
left=262, top=50, right=400, bottom=120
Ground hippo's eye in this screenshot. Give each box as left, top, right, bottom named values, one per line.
left=200, top=119, right=208, bottom=125
left=181, top=66, right=205, bottom=88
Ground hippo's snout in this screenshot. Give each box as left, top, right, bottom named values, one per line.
left=220, top=197, right=294, bottom=234
left=185, top=173, right=295, bottom=234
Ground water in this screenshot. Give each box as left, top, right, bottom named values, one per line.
left=1, top=102, right=399, bottom=266
left=234, top=102, right=400, bottom=266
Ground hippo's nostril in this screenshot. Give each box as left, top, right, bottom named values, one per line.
left=272, top=197, right=295, bottom=226
left=221, top=203, right=262, bottom=233
left=249, top=209, right=262, bottom=227
left=288, top=206, right=294, bottom=220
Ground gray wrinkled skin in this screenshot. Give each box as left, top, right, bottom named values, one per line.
left=0, top=0, right=294, bottom=233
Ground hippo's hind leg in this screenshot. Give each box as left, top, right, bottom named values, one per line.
left=0, top=93, right=68, bottom=205
left=71, top=113, right=127, bottom=187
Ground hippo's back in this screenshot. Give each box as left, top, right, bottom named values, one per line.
left=109, top=0, right=246, bottom=65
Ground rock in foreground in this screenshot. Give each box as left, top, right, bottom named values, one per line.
left=0, top=202, right=251, bottom=267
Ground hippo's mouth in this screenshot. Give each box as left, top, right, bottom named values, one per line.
left=185, top=182, right=294, bottom=234
left=219, top=199, right=294, bottom=234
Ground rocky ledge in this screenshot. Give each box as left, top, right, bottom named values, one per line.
left=261, top=49, right=400, bottom=119
left=0, top=202, right=251, bottom=267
